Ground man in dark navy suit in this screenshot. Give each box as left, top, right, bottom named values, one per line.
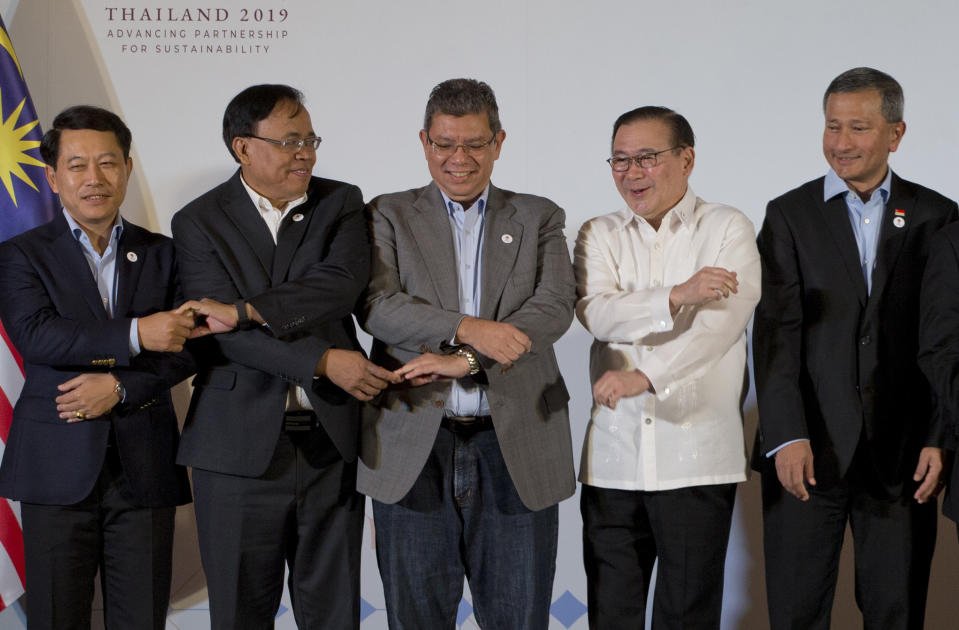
left=0, top=106, right=196, bottom=629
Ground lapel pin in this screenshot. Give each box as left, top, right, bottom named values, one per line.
left=292, top=213, right=304, bottom=222
left=893, top=208, right=905, bottom=228
left=126, top=252, right=138, bottom=262
left=501, top=234, right=513, bottom=244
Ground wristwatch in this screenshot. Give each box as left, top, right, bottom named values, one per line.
left=114, top=379, right=126, bottom=403
left=235, top=300, right=255, bottom=330
left=454, top=346, right=481, bottom=375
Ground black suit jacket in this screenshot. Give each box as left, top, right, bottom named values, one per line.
left=918, top=222, right=959, bottom=520
left=171, top=171, right=368, bottom=476
left=0, top=213, right=193, bottom=507
left=753, top=173, right=957, bottom=494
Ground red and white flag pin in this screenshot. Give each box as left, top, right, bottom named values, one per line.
left=893, top=208, right=906, bottom=228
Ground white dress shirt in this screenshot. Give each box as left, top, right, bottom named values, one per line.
left=574, top=187, right=760, bottom=491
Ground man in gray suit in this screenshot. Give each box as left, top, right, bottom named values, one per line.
left=358, top=78, right=576, bottom=629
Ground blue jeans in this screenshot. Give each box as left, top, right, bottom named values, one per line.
left=373, top=424, right=558, bottom=630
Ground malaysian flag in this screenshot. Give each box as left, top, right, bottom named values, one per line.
left=0, top=14, right=58, bottom=610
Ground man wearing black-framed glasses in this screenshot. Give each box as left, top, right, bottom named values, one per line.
left=575, top=105, right=760, bottom=629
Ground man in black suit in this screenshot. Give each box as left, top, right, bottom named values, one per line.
left=753, top=67, right=957, bottom=629
left=0, top=106, right=195, bottom=629
left=171, top=84, right=397, bottom=629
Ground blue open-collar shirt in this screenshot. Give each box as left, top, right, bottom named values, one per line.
left=63, top=209, right=141, bottom=355
left=440, top=185, right=490, bottom=416
left=824, top=168, right=892, bottom=295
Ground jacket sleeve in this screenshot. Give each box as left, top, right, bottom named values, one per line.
left=359, top=199, right=468, bottom=352
left=171, top=208, right=333, bottom=387
left=248, top=184, right=370, bottom=337
left=753, top=199, right=810, bottom=454
left=0, top=240, right=132, bottom=368
left=493, top=202, right=576, bottom=363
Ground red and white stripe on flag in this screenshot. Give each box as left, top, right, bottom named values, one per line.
left=0, top=320, right=25, bottom=609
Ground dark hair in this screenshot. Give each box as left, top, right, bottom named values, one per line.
left=423, top=78, right=501, bottom=135
left=823, top=67, right=903, bottom=123
left=611, top=106, right=695, bottom=151
left=40, top=105, right=132, bottom=167
left=222, top=84, right=304, bottom=162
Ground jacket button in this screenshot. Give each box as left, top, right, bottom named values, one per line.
left=433, top=400, right=444, bottom=408
left=859, top=335, right=871, bottom=345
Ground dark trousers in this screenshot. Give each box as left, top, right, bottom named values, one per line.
left=373, top=424, right=558, bottom=630
left=21, top=447, right=175, bottom=630
left=762, top=452, right=937, bottom=630
left=581, top=482, right=737, bottom=630
left=192, top=429, right=364, bottom=630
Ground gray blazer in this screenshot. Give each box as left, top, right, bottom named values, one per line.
left=357, top=182, right=576, bottom=511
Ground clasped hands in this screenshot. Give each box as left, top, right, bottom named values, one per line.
left=170, top=301, right=534, bottom=402
left=394, top=317, right=531, bottom=385
left=56, top=301, right=206, bottom=423
left=326, top=318, right=532, bottom=401
left=318, top=316, right=531, bottom=401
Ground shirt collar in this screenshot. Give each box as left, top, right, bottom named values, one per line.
left=440, top=184, right=490, bottom=216
left=824, top=168, right=891, bottom=203
left=63, top=208, right=123, bottom=244
left=613, top=186, right=696, bottom=230
left=240, top=173, right=309, bottom=213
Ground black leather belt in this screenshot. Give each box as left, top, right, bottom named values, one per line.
left=441, top=415, right=493, bottom=439
left=284, top=410, right=318, bottom=432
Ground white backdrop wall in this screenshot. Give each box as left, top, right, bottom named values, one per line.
left=3, top=0, right=959, bottom=628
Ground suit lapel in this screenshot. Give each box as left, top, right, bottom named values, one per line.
left=50, top=216, right=110, bottom=319
left=115, top=222, right=145, bottom=317
left=480, top=185, right=522, bottom=320
left=408, top=184, right=459, bottom=311
left=815, top=189, right=868, bottom=306
left=221, top=172, right=275, bottom=278
left=868, top=173, right=912, bottom=304
left=272, top=197, right=312, bottom=285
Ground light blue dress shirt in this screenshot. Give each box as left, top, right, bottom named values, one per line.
left=63, top=210, right=141, bottom=355
left=441, top=187, right=490, bottom=416
left=824, top=168, right=892, bottom=295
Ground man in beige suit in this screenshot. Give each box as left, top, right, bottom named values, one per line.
left=357, top=78, right=576, bottom=629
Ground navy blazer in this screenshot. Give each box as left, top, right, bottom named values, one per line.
left=0, top=213, right=193, bottom=507
left=171, top=171, right=369, bottom=477
left=752, top=173, right=957, bottom=495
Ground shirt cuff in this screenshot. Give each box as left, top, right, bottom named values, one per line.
left=651, top=286, right=674, bottom=331
left=451, top=315, right=468, bottom=345
left=129, top=318, right=141, bottom=357
left=766, top=438, right=809, bottom=458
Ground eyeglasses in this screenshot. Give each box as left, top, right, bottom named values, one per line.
left=246, top=135, right=322, bottom=152
left=607, top=146, right=682, bottom=172
left=427, top=133, right=496, bottom=158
